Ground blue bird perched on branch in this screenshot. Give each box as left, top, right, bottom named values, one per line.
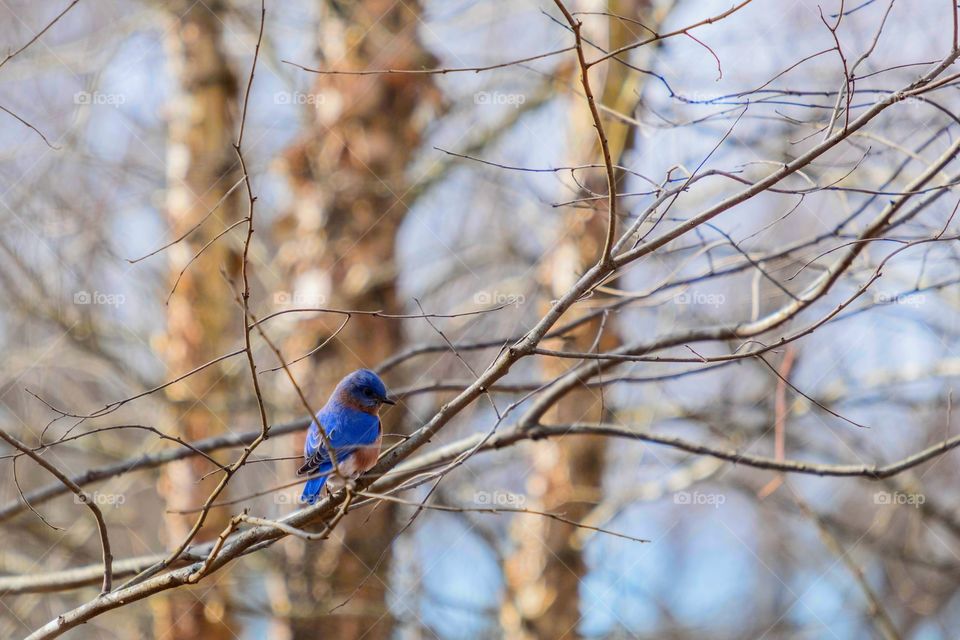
left=297, top=369, right=396, bottom=504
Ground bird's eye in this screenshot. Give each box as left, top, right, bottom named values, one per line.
left=363, top=388, right=374, bottom=397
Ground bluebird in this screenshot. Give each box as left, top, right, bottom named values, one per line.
left=298, top=369, right=396, bottom=504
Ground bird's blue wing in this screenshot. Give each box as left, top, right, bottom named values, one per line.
left=297, top=407, right=380, bottom=477
left=298, top=408, right=380, bottom=505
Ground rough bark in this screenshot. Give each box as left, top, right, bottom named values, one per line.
left=501, top=2, right=654, bottom=637
left=273, top=2, right=439, bottom=638
left=153, top=3, right=241, bottom=638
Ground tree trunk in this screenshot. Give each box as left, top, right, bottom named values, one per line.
left=501, top=2, right=654, bottom=637
left=153, top=2, right=241, bottom=638
left=273, top=2, right=439, bottom=638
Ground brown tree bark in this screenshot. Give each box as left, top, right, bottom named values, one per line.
left=273, top=2, right=439, bottom=638
left=152, top=2, right=242, bottom=638
left=501, top=2, right=655, bottom=637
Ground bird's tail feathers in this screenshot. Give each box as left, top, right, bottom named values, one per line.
left=300, top=475, right=327, bottom=505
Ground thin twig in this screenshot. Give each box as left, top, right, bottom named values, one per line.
left=0, top=427, right=113, bottom=594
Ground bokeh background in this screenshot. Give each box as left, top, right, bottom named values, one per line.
left=1, top=0, right=959, bottom=638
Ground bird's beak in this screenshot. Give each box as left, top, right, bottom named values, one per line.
left=381, top=394, right=397, bottom=405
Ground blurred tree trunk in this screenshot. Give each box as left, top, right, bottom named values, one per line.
left=153, top=2, right=241, bottom=638
left=273, top=2, right=439, bottom=638
left=501, top=2, right=656, bottom=637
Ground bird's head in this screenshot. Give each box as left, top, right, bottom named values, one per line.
left=335, top=369, right=396, bottom=413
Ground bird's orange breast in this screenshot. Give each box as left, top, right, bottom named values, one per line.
left=351, top=432, right=382, bottom=473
